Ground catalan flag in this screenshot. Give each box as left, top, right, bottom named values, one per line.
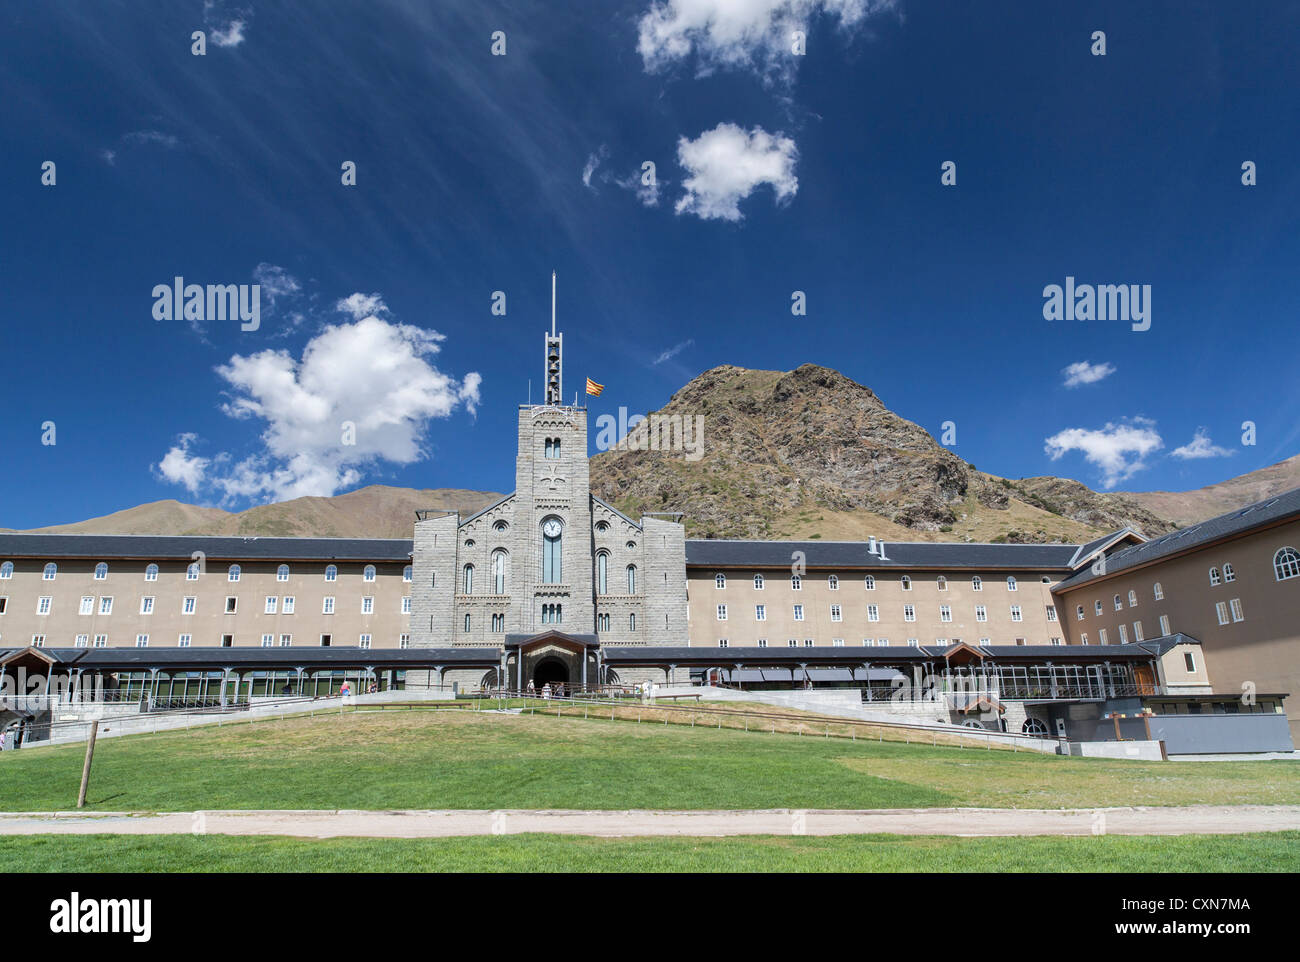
left=585, top=377, right=604, bottom=397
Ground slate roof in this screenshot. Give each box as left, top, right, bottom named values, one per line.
left=0, top=533, right=413, bottom=562
left=685, top=539, right=1080, bottom=571
left=1054, top=487, right=1300, bottom=591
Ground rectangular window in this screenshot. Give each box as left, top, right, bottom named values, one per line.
left=140, top=596, right=154, bottom=614
left=93, top=634, right=107, bottom=648
left=283, top=596, right=295, bottom=614
left=135, top=634, right=148, bottom=648
left=1184, top=652, right=1197, bottom=673
left=362, top=596, right=374, bottom=614
left=803, top=639, right=814, bottom=647
left=37, top=596, right=52, bottom=615
left=359, top=634, right=372, bottom=649
left=320, top=634, right=332, bottom=647
left=939, top=605, right=951, bottom=623
left=793, top=604, right=804, bottom=621
left=1010, top=605, right=1022, bottom=622
left=261, top=634, right=274, bottom=648
left=755, top=604, right=766, bottom=621
left=178, top=634, right=191, bottom=647
left=830, top=604, right=842, bottom=622
left=1098, top=628, right=1107, bottom=645
left=1117, top=624, right=1128, bottom=644
left=1080, top=633, right=1088, bottom=645
left=31, top=635, right=45, bottom=647
left=280, top=634, right=292, bottom=647
left=221, top=635, right=232, bottom=647
left=718, top=638, right=729, bottom=648
left=1132, top=621, right=1144, bottom=642
left=867, top=604, right=879, bottom=622
left=224, top=597, right=236, bottom=614
left=1046, top=605, right=1057, bottom=622
left=99, top=596, right=113, bottom=615
left=265, top=596, right=277, bottom=614
left=1215, top=601, right=1229, bottom=626
left=833, top=638, right=845, bottom=646
left=323, top=597, right=335, bottom=614
left=904, top=605, right=915, bottom=622
left=80, top=596, right=94, bottom=615
left=1159, top=614, right=1171, bottom=635
left=907, top=638, right=919, bottom=648
left=402, top=596, right=411, bottom=614
left=183, top=596, right=196, bottom=615
left=1230, top=598, right=1244, bottom=623
left=717, top=604, right=728, bottom=621
left=400, top=633, right=410, bottom=649
left=75, top=634, right=88, bottom=648
left=756, top=638, right=767, bottom=648
left=975, top=605, right=987, bottom=622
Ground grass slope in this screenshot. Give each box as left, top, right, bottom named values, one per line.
left=2, top=832, right=1297, bottom=873
left=3, top=710, right=1299, bottom=812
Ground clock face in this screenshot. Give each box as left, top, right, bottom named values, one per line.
left=542, top=519, right=562, bottom=538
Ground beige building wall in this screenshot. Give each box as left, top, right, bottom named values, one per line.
left=1054, top=518, right=1300, bottom=733
left=0, top=555, right=412, bottom=650
left=686, top=567, right=1065, bottom=649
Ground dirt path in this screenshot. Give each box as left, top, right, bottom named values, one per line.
left=1, top=806, right=1297, bottom=838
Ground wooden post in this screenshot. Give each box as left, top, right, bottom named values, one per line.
left=77, top=721, right=99, bottom=809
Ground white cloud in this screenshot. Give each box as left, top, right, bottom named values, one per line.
left=1044, top=417, right=1163, bottom=489
left=157, top=302, right=480, bottom=503
left=1062, top=360, right=1115, bottom=388
left=675, top=123, right=798, bottom=221
left=1170, top=428, right=1235, bottom=460
left=335, top=292, right=388, bottom=320
left=122, top=130, right=180, bottom=149
left=653, top=339, right=694, bottom=364
left=154, top=434, right=209, bottom=493
left=582, top=146, right=609, bottom=189
left=638, top=0, right=896, bottom=82
left=252, top=263, right=301, bottom=308
left=204, top=2, right=249, bottom=48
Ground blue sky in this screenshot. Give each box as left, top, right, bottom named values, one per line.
left=3, top=0, right=1299, bottom=528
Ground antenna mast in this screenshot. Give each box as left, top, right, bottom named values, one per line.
left=551, top=271, right=556, bottom=337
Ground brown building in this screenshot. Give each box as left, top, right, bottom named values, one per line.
left=1051, top=489, right=1300, bottom=738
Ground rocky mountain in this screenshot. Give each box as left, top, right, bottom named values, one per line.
left=590, top=363, right=1170, bottom=543
left=5, top=364, right=1294, bottom=545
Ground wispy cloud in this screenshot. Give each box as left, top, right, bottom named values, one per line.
left=1062, top=360, right=1115, bottom=388
left=204, top=1, right=250, bottom=48
left=653, top=339, right=694, bottom=365
left=1044, top=417, right=1163, bottom=489
left=1170, top=428, right=1235, bottom=460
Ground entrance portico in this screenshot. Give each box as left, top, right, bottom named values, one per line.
left=503, top=631, right=599, bottom=690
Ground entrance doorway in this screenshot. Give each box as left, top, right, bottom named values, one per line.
left=533, top=657, right=569, bottom=688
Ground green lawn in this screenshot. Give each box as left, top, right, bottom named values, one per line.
left=2, top=709, right=1298, bottom=812
left=2, top=831, right=1297, bottom=873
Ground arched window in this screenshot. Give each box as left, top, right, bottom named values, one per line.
left=901, top=576, right=912, bottom=591
left=145, top=564, right=159, bottom=581
left=628, top=612, right=636, bottom=631
left=1113, top=594, right=1122, bottom=611
left=1208, top=566, right=1221, bottom=586
left=971, top=576, right=982, bottom=591
left=277, top=564, right=290, bottom=582
left=464, top=614, right=471, bottom=632
left=325, top=565, right=337, bottom=582
left=186, top=562, right=200, bottom=581
left=1153, top=582, right=1164, bottom=600
left=1127, top=590, right=1137, bottom=607
left=596, top=552, right=609, bottom=594
left=1275, top=547, right=1300, bottom=582
left=94, top=563, right=108, bottom=580
left=492, top=551, right=506, bottom=594
left=753, top=573, right=765, bottom=590
left=363, top=565, right=376, bottom=582
left=828, top=575, right=840, bottom=590
left=936, top=576, right=947, bottom=591
left=43, top=563, right=57, bottom=580
left=626, top=565, right=637, bottom=594
left=463, top=564, right=474, bottom=594
left=542, top=518, right=562, bottom=584
left=228, top=564, right=241, bottom=582
left=715, top=573, right=726, bottom=589
left=791, top=575, right=802, bottom=590
left=1076, top=605, right=1085, bottom=620
left=493, top=520, right=508, bottom=532
left=1223, top=563, right=1235, bottom=583
left=0, top=561, right=11, bottom=580
left=402, top=565, right=412, bottom=583
left=864, top=574, right=875, bottom=590
left=1006, top=576, right=1017, bottom=591
left=595, top=521, right=609, bottom=532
